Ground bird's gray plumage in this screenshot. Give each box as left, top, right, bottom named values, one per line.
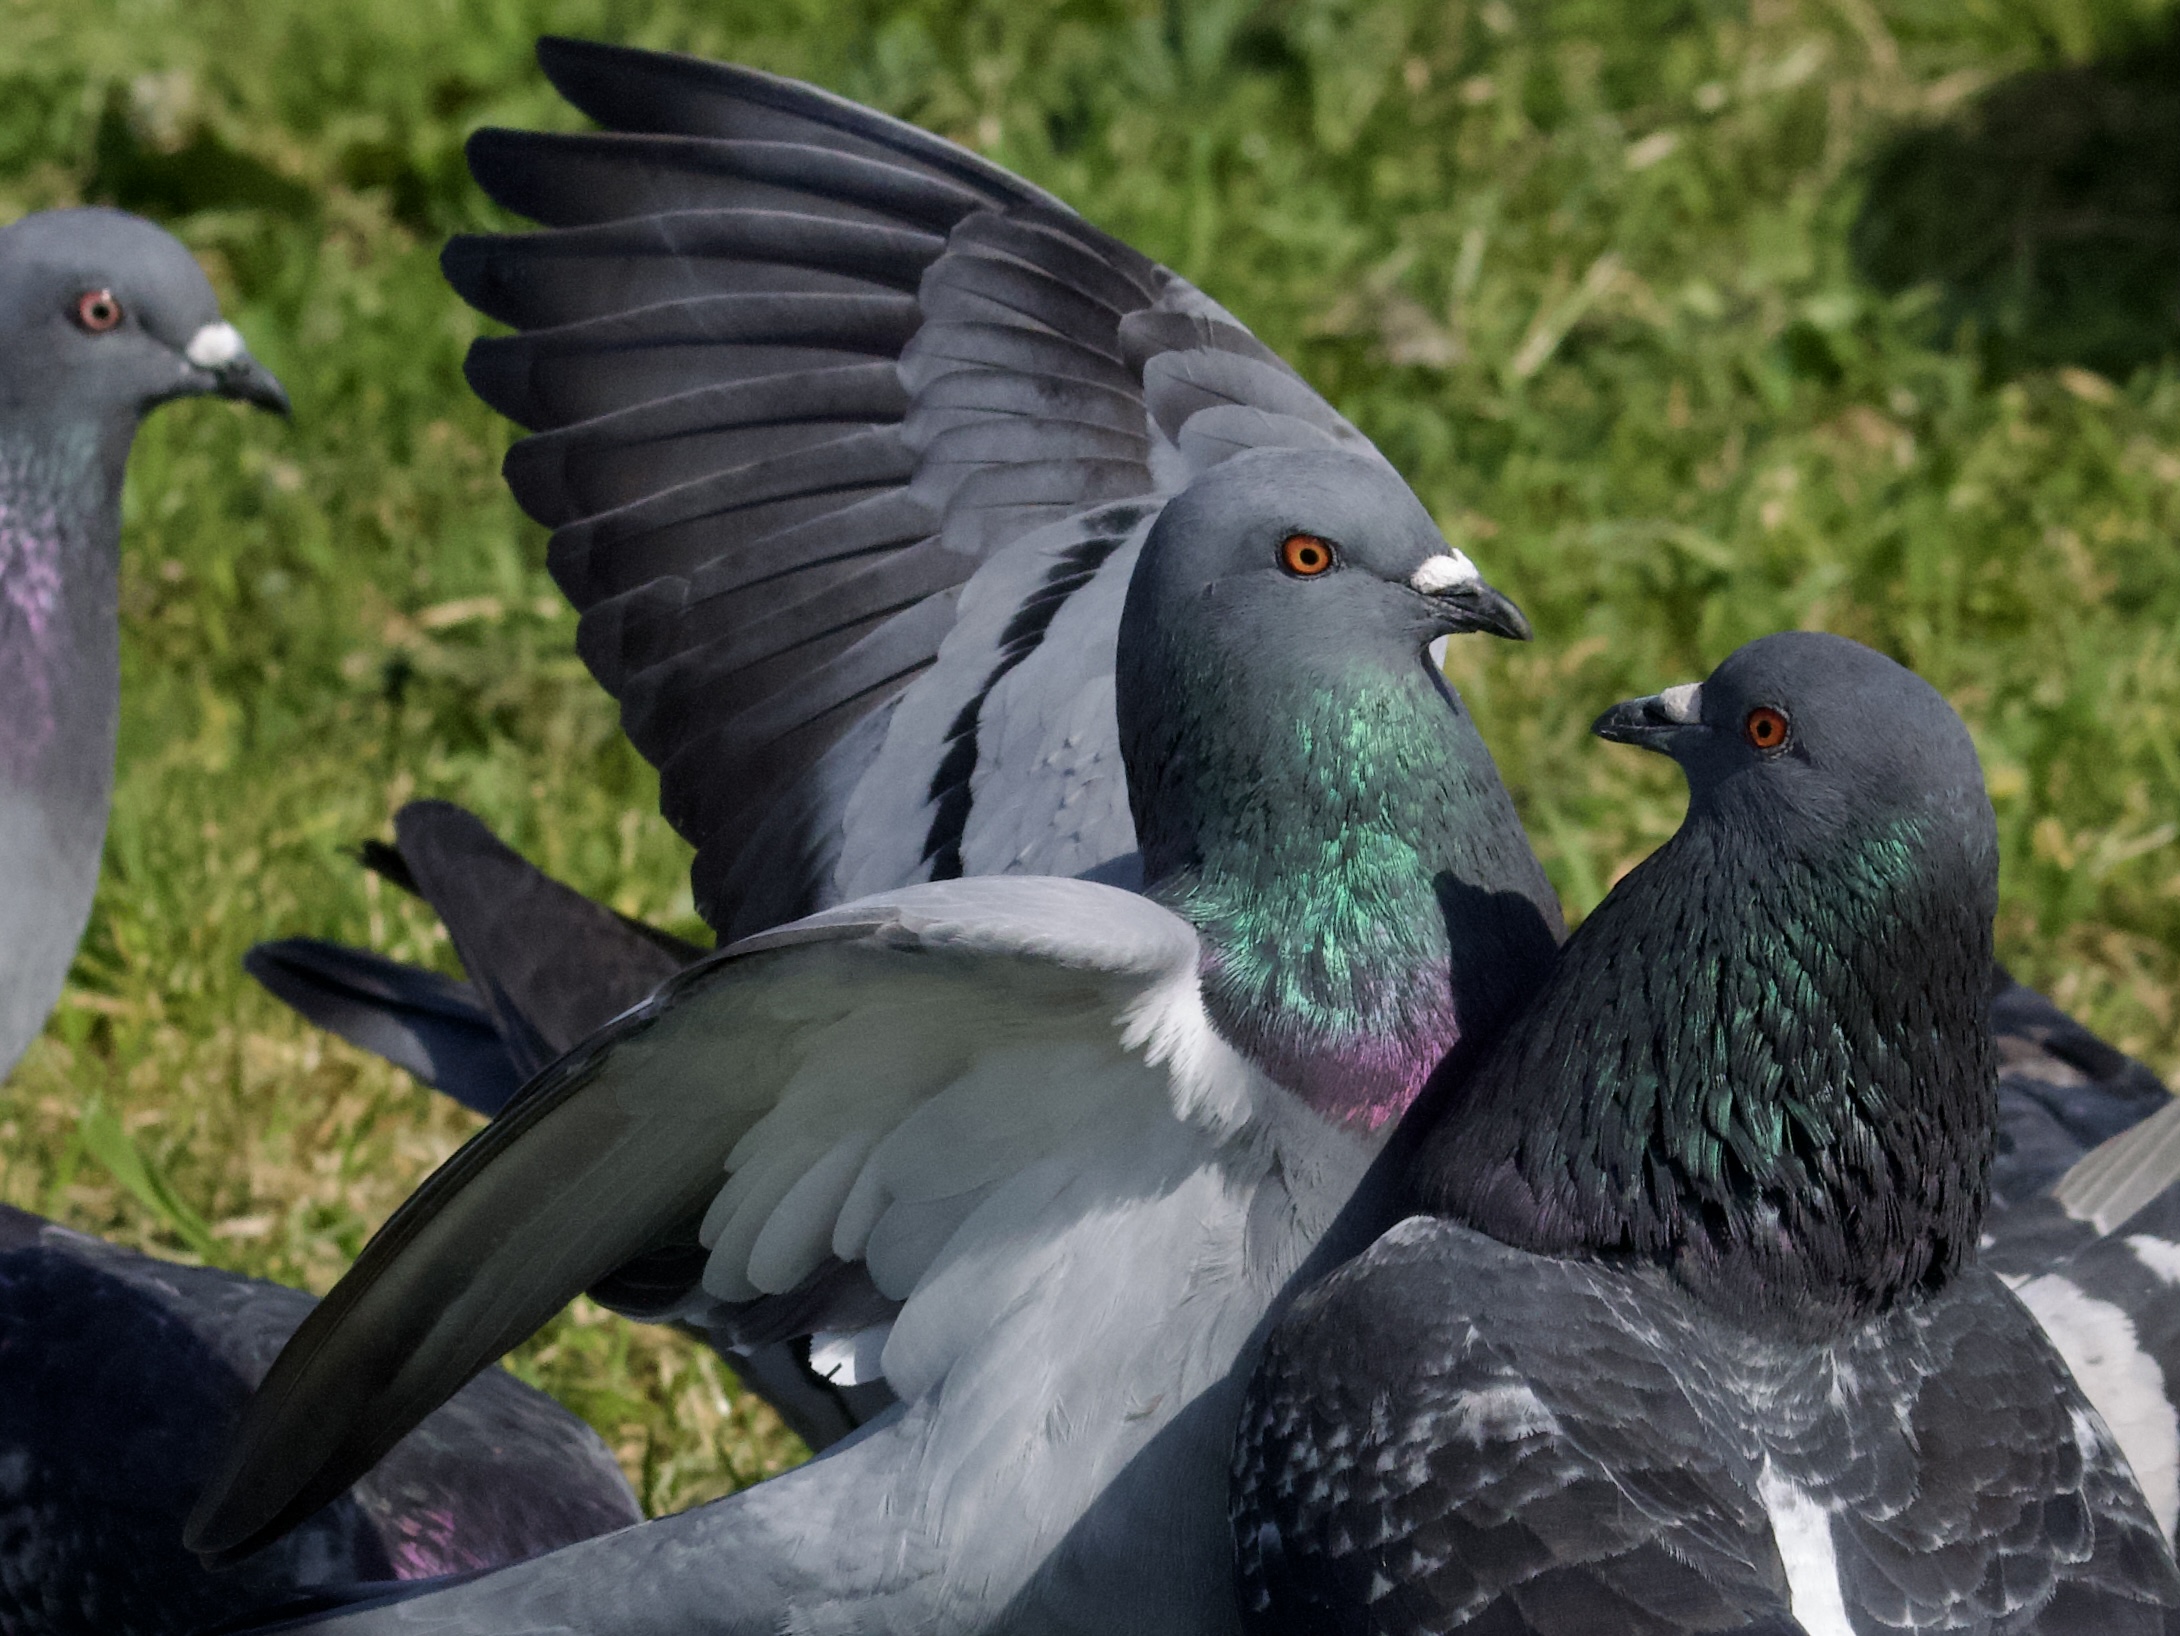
left=0, top=206, right=285, bottom=1080
left=437, top=35, right=1527, bottom=941
left=1234, top=632, right=2180, bottom=1635
left=0, top=1203, right=640, bottom=1636
left=186, top=348, right=1563, bottom=1629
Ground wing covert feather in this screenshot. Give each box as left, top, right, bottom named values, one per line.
left=189, top=879, right=1247, bottom=1564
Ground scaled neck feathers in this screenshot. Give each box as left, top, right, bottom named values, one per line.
left=1129, top=648, right=1560, bottom=1133
left=1412, top=797, right=1996, bottom=1332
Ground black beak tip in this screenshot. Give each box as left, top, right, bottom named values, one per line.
left=1442, top=582, right=1532, bottom=643
left=1592, top=697, right=1674, bottom=749
left=216, top=357, right=292, bottom=418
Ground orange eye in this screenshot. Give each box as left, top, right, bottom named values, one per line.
left=1744, top=705, right=1790, bottom=751
left=1280, top=533, right=1335, bottom=577
left=73, top=290, right=124, bottom=333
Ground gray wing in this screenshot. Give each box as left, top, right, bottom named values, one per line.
left=445, top=36, right=1380, bottom=937
left=1986, top=1096, right=2180, bottom=1550
left=187, top=877, right=1309, bottom=1567
left=1990, top=968, right=2171, bottom=1208
left=1233, top=1217, right=1804, bottom=1636
left=1807, top=1269, right=2177, bottom=1632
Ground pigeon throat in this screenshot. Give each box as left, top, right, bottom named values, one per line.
left=1144, top=663, right=1560, bottom=1133
left=0, top=431, right=115, bottom=782
left=1414, top=811, right=1996, bottom=1332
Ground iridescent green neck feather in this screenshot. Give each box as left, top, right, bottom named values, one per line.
left=1126, top=638, right=1559, bottom=1131
left=1415, top=798, right=1996, bottom=1331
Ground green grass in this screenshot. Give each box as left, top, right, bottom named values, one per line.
left=5, top=0, right=2180, bottom=1510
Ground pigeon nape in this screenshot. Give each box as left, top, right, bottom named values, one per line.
left=182, top=379, right=1562, bottom=1632
left=1233, top=631, right=2180, bottom=1636
left=0, top=207, right=287, bottom=1082
left=0, top=1203, right=639, bottom=1636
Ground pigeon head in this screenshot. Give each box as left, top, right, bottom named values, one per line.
left=1117, top=446, right=1562, bottom=1133
left=0, top=208, right=288, bottom=434
left=1415, top=631, right=1997, bottom=1332
left=1593, top=628, right=1992, bottom=850
left=1125, top=446, right=1529, bottom=675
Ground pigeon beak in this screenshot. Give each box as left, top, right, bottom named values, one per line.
left=213, top=353, right=291, bottom=416
left=185, top=321, right=291, bottom=416
left=1593, top=682, right=1705, bottom=752
left=1409, top=554, right=1532, bottom=642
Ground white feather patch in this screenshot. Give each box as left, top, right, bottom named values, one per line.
left=184, top=321, right=243, bottom=367
left=810, top=1324, right=892, bottom=1387
left=1409, top=552, right=1481, bottom=595
left=2012, top=1272, right=2180, bottom=1540
left=1755, top=1463, right=1852, bottom=1636
left=2129, top=1235, right=2180, bottom=1288
left=1655, top=682, right=1703, bottom=723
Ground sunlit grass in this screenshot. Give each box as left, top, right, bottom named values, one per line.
left=5, top=0, right=2180, bottom=1507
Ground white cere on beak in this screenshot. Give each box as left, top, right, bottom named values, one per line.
left=185, top=322, right=245, bottom=368
left=1655, top=682, right=1703, bottom=723
left=1410, top=552, right=1482, bottom=595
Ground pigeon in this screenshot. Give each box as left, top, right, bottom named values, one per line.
left=0, top=1202, right=641, bottom=1636
left=0, top=206, right=288, bottom=1082
left=1231, top=631, right=2180, bottom=1636
left=215, top=30, right=1564, bottom=1471
left=0, top=212, right=642, bottom=1636
left=181, top=435, right=1566, bottom=1634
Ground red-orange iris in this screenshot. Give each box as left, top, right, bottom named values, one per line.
left=1280, top=533, right=1334, bottom=576
left=1744, top=705, right=1790, bottom=751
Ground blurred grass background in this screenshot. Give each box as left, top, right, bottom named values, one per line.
left=6, top=0, right=2180, bottom=1512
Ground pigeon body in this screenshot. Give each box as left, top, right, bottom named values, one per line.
left=1232, top=632, right=2180, bottom=1635
left=0, top=1204, right=640, bottom=1636
left=0, top=206, right=285, bottom=1080
left=184, top=408, right=1561, bottom=1630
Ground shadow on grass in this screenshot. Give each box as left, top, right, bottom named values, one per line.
left=1853, top=18, right=2180, bottom=381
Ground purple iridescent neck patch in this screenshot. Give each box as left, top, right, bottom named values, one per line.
left=0, top=488, right=62, bottom=773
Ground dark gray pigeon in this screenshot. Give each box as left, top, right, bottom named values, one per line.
left=0, top=1203, right=641, bottom=1636
left=183, top=440, right=1565, bottom=1632
left=1232, top=631, right=2180, bottom=1635
left=0, top=206, right=287, bottom=1081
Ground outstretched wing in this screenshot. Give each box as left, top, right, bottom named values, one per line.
left=446, top=37, right=1380, bottom=936
left=189, top=876, right=1340, bottom=1564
